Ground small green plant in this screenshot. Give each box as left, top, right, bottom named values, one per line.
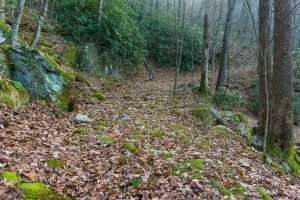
left=162, top=151, right=173, bottom=159
left=151, top=129, right=166, bottom=138
left=73, top=128, right=89, bottom=135
left=45, top=159, right=64, bottom=169
left=171, top=159, right=205, bottom=180
left=19, top=182, right=53, bottom=199
left=98, top=136, right=115, bottom=145
left=131, top=177, right=142, bottom=187
left=121, top=143, right=138, bottom=153
left=133, top=131, right=142, bottom=139
left=213, top=87, right=242, bottom=111
left=257, top=187, right=273, bottom=200
left=94, top=92, right=106, bottom=100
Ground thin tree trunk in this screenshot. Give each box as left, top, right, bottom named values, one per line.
left=174, top=0, right=183, bottom=94
left=98, top=0, right=103, bottom=22
left=199, top=12, right=209, bottom=95
left=10, top=0, right=26, bottom=46
left=216, top=0, right=236, bottom=91
left=30, top=0, right=48, bottom=49
left=155, top=0, right=159, bottom=15
left=141, top=0, right=146, bottom=18
left=0, top=0, right=5, bottom=20
left=269, top=0, right=293, bottom=151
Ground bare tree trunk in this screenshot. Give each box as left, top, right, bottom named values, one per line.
left=30, top=0, right=48, bottom=49
left=216, top=0, right=236, bottom=91
left=269, top=0, right=293, bottom=151
left=174, top=0, right=183, bottom=94
left=155, top=0, right=159, bottom=15
left=98, top=0, right=103, bottom=22
left=0, top=0, right=5, bottom=20
left=199, top=12, right=209, bottom=95
left=10, top=0, right=26, bottom=46
left=257, top=0, right=271, bottom=139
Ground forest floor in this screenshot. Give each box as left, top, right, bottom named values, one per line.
left=0, top=67, right=300, bottom=200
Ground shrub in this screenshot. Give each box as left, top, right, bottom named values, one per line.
left=213, top=87, right=242, bottom=111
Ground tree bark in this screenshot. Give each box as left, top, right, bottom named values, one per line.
left=155, top=0, right=159, bottom=15
left=216, top=0, right=236, bottom=91
left=30, top=0, right=48, bottom=49
left=10, top=0, right=26, bottom=46
left=98, top=0, right=103, bottom=22
left=257, top=0, right=272, bottom=137
left=199, top=12, right=209, bottom=95
left=269, top=0, right=293, bottom=151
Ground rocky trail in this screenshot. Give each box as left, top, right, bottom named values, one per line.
left=0, top=68, right=300, bottom=199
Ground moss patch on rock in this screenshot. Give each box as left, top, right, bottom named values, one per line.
left=73, top=128, right=89, bottom=135
left=97, top=136, right=115, bottom=145
left=1, top=172, right=22, bottom=183
left=0, top=79, right=30, bottom=107
left=121, top=143, right=138, bottom=153
left=45, top=159, right=64, bottom=169
left=191, top=107, right=213, bottom=126
left=211, top=125, right=234, bottom=135
left=93, top=92, right=106, bottom=100
left=19, top=182, right=53, bottom=200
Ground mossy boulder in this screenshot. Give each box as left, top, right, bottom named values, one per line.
left=8, top=45, right=69, bottom=101
left=0, top=79, right=30, bottom=107
left=191, top=107, right=213, bottom=126
left=211, top=125, right=234, bottom=134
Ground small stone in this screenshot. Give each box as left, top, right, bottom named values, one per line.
left=282, top=162, right=291, bottom=172
left=73, top=114, right=92, bottom=124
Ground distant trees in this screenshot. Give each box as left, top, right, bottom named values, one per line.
left=216, top=0, right=237, bottom=91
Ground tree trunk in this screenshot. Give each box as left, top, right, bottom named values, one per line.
left=199, top=12, right=209, bottom=95
left=141, top=0, right=146, bottom=18
left=0, top=0, right=5, bottom=20
left=173, top=0, right=183, bottom=94
left=216, top=0, right=236, bottom=91
left=30, top=0, right=48, bottom=49
left=269, top=0, right=293, bottom=151
left=98, top=0, right=103, bottom=22
left=257, top=0, right=271, bottom=137
left=155, top=0, right=159, bottom=15
left=10, top=0, right=26, bottom=46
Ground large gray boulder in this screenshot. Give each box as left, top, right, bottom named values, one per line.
left=76, top=44, right=139, bottom=77
left=9, top=46, right=66, bottom=101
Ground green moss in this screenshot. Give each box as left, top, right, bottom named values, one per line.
left=212, top=182, right=246, bottom=197
left=61, top=43, right=76, bottom=67
left=12, top=81, right=24, bottom=91
left=19, top=182, right=53, bottom=200
left=121, top=143, right=138, bottom=153
left=211, top=125, right=234, bottom=134
left=133, top=131, right=142, bottom=139
left=97, top=118, right=109, bottom=127
left=95, top=131, right=105, bottom=135
left=0, top=79, right=30, bottom=107
left=151, top=129, right=166, bottom=138
left=1, top=172, right=22, bottom=183
left=179, top=136, right=193, bottom=145
left=233, top=112, right=245, bottom=123
left=97, top=136, right=115, bottom=145
left=172, top=159, right=205, bottom=180
left=73, top=128, right=89, bottom=135
left=162, top=151, right=173, bottom=159
left=185, top=159, right=205, bottom=170
left=257, top=187, right=273, bottom=200
left=0, top=44, right=13, bottom=50
left=93, top=92, right=106, bottom=100
left=0, top=20, right=10, bottom=34
left=45, top=159, right=64, bottom=169
left=266, top=146, right=300, bottom=177
left=191, top=107, right=213, bottom=125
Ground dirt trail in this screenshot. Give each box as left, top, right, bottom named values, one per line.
left=0, top=68, right=300, bottom=199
